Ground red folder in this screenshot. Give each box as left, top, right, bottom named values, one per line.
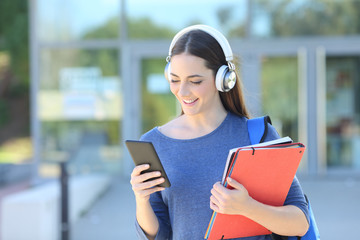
left=204, top=143, right=305, bottom=240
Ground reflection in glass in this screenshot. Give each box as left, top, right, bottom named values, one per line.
left=141, top=58, right=177, bottom=133
left=37, top=0, right=120, bottom=42
left=261, top=57, right=299, bottom=140
left=251, top=0, right=360, bottom=38
left=128, top=0, right=247, bottom=39
left=39, top=49, right=122, bottom=176
left=326, top=57, right=360, bottom=169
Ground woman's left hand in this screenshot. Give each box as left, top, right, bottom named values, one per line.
left=210, top=177, right=254, bottom=215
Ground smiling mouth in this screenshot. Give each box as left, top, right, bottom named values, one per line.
left=182, top=98, right=198, bottom=104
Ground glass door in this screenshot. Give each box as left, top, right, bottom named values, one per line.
left=326, top=56, right=360, bottom=169
left=261, top=56, right=299, bottom=140
left=260, top=55, right=308, bottom=172
left=35, top=0, right=123, bottom=177
left=39, top=48, right=123, bottom=177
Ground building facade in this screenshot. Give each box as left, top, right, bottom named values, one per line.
left=27, top=0, right=360, bottom=181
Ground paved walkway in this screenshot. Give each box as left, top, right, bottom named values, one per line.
left=71, top=176, right=137, bottom=240
left=300, top=176, right=360, bottom=240
left=72, top=175, right=360, bottom=240
left=0, top=180, right=31, bottom=240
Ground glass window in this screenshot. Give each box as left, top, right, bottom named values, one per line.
left=141, top=58, right=177, bottom=133
left=38, top=49, right=122, bottom=177
left=37, top=0, right=120, bottom=42
left=261, top=57, right=299, bottom=140
left=251, top=0, right=360, bottom=38
left=127, top=0, right=248, bottom=39
left=326, top=56, right=360, bottom=169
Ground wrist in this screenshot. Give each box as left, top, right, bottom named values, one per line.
left=135, top=196, right=150, bottom=205
left=242, top=196, right=258, bottom=217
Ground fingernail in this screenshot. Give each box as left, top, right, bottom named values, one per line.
left=227, top=177, right=232, bottom=182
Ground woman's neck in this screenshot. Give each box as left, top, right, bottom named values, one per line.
left=181, top=107, right=228, bottom=134
left=159, top=105, right=228, bottom=140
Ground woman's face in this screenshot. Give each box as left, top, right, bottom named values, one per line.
left=169, top=53, right=221, bottom=116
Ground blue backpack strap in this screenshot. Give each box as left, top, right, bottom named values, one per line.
left=247, top=115, right=272, bottom=145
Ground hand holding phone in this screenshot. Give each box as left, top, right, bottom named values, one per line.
left=125, top=140, right=171, bottom=188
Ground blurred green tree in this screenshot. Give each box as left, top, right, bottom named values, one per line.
left=0, top=0, right=30, bottom=151
left=261, top=57, right=299, bottom=140
left=83, top=17, right=174, bottom=39
left=141, top=58, right=177, bottom=133
left=0, top=0, right=29, bottom=95
left=255, top=0, right=360, bottom=37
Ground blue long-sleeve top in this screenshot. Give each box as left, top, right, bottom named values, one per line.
left=135, top=112, right=309, bottom=240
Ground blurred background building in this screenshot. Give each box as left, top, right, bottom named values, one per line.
left=0, top=0, right=360, bottom=239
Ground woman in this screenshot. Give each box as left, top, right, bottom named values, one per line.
left=130, top=25, right=309, bottom=240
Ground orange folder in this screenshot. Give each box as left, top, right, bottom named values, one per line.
left=204, top=143, right=305, bottom=240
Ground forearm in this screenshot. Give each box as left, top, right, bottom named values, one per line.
left=136, top=199, right=160, bottom=240
left=244, top=199, right=309, bottom=236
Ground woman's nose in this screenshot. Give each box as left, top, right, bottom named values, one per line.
left=178, top=82, right=189, bottom=97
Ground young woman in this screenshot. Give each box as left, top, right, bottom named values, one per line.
left=130, top=25, right=309, bottom=240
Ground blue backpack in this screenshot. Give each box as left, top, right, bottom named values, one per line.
left=247, top=116, right=320, bottom=240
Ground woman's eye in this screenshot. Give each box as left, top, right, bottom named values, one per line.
left=170, top=79, right=180, bottom=83
left=191, top=81, right=202, bottom=85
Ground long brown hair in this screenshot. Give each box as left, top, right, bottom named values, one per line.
left=170, top=29, right=250, bottom=118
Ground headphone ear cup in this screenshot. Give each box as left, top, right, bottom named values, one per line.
left=215, top=65, right=237, bottom=92
left=164, top=62, right=171, bottom=82
left=224, top=69, right=237, bottom=91
left=215, top=65, right=228, bottom=92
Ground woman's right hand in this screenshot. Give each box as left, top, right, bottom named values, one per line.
left=130, top=164, right=165, bottom=203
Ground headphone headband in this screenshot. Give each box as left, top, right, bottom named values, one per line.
left=168, top=24, right=233, bottom=62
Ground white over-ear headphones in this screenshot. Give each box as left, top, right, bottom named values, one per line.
left=164, top=24, right=236, bottom=92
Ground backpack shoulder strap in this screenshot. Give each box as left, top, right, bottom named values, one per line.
left=247, top=115, right=272, bottom=144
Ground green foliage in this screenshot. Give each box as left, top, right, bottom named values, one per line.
left=0, top=0, right=29, bottom=90
left=105, top=121, right=120, bottom=145
left=0, top=1, right=29, bottom=147
left=141, top=58, right=177, bottom=132
left=261, top=57, right=298, bottom=139
left=83, top=17, right=175, bottom=39
left=0, top=137, right=32, bottom=163
left=256, top=0, right=360, bottom=37
left=217, top=5, right=247, bottom=38
left=228, top=26, right=247, bottom=38
left=82, top=18, right=119, bottom=39
left=128, top=17, right=175, bottom=39
left=0, top=99, right=10, bottom=126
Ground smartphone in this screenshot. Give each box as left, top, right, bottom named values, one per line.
left=125, top=140, right=171, bottom=188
